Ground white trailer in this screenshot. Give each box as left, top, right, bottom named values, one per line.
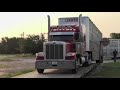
left=81, top=17, right=102, bottom=61
left=103, top=39, right=120, bottom=59
left=58, top=16, right=103, bottom=61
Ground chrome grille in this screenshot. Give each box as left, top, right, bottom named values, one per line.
left=46, top=44, right=63, bottom=59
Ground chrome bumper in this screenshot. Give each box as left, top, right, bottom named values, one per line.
left=35, top=60, right=76, bottom=69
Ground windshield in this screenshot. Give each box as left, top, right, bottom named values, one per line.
left=50, top=35, right=73, bottom=41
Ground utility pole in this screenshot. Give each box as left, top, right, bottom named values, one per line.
left=23, top=32, right=24, bottom=39
left=21, top=32, right=24, bottom=38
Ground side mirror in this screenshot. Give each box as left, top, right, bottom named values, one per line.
left=74, top=33, right=79, bottom=41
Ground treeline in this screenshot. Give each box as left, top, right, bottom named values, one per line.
left=0, top=34, right=45, bottom=54
left=110, top=33, right=120, bottom=39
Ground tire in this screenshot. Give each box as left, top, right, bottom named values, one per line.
left=72, top=68, right=77, bottom=73
left=96, top=60, right=100, bottom=63
left=88, top=53, right=92, bottom=65
left=101, top=58, right=103, bottom=63
left=72, top=65, right=78, bottom=74
left=100, top=55, right=103, bottom=63
left=83, top=62, right=89, bottom=67
left=83, top=53, right=91, bottom=67
left=37, top=69, right=44, bottom=74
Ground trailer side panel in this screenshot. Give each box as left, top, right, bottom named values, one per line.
left=82, top=17, right=102, bottom=60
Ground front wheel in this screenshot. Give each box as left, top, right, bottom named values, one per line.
left=37, top=69, right=44, bottom=74
left=72, top=68, right=78, bottom=74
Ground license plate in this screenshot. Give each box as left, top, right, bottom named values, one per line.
left=52, top=62, right=57, bottom=65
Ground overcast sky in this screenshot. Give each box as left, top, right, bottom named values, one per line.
left=0, top=12, right=120, bottom=40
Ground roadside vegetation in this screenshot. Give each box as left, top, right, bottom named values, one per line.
left=0, top=69, right=35, bottom=78
left=87, top=61, right=120, bottom=78
left=0, top=64, right=9, bottom=68
left=0, top=33, right=45, bottom=55
left=0, top=54, right=35, bottom=78
left=0, top=33, right=46, bottom=78
left=0, top=54, right=35, bottom=61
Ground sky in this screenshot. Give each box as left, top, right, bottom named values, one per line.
left=0, top=12, right=120, bottom=40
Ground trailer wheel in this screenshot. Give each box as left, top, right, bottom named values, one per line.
left=83, top=53, right=91, bottom=67
left=96, top=60, right=100, bottom=63
left=37, top=69, right=44, bottom=74
left=88, top=53, right=92, bottom=65
left=83, top=62, right=89, bottom=67
left=100, top=55, right=103, bottom=63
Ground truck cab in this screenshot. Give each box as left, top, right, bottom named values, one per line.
left=35, top=24, right=86, bottom=73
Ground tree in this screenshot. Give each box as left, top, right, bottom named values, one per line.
left=17, top=34, right=45, bottom=55
left=26, top=34, right=45, bottom=54
left=0, top=34, right=45, bottom=54
left=110, top=33, right=120, bottom=39
left=1, top=37, right=9, bottom=54
left=0, top=37, right=20, bottom=54
left=17, top=38, right=26, bottom=54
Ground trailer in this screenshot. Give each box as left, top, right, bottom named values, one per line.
left=103, top=39, right=120, bottom=59
left=35, top=14, right=103, bottom=73
left=81, top=17, right=102, bottom=61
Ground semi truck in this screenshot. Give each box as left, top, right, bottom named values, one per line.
left=35, top=14, right=103, bottom=73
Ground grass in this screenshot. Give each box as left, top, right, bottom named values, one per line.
left=0, top=55, right=16, bottom=59
left=15, top=54, right=35, bottom=57
left=93, top=62, right=120, bottom=78
left=0, top=58, right=15, bottom=62
left=0, top=69, right=35, bottom=78
left=0, top=64, right=9, bottom=68
left=0, top=54, right=35, bottom=78
left=0, top=54, right=35, bottom=61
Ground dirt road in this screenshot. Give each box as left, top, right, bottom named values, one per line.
left=13, top=60, right=115, bottom=78
left=0, top=55, right=35, bottom=77
left=13, top=63, right=96, bottom=78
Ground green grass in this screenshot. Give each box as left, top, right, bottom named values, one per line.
left=0, top=69, right=35, bottom=78
left=93, top=62, right=120, bottom=78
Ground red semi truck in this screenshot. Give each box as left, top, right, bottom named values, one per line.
left=35, top=14, right=103, bottom=73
